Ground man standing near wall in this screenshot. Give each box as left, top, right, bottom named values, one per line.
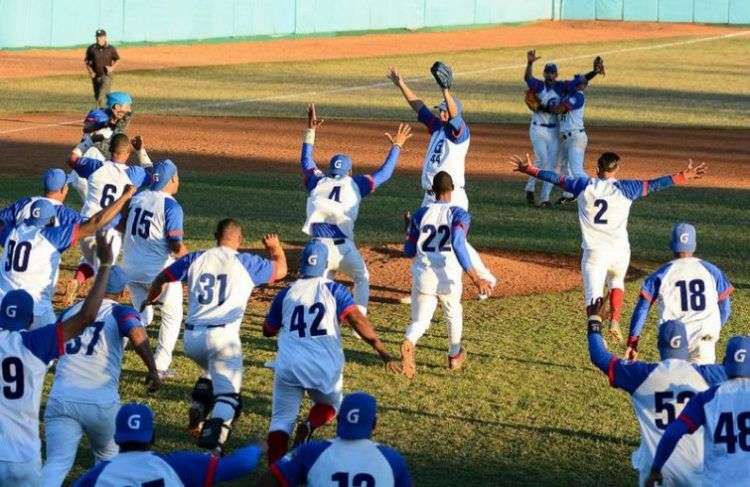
left=84, top=30, right=120, bottom=108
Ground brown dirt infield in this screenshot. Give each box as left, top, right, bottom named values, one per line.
left=0, top=21, right=741, bottom=79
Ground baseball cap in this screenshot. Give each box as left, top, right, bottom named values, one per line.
left=337, top=392, right=377, bottom=440
left=328, top=154, right=352, bottom=177
left=24, top=199, right=56, bottom=227
left=95, top=29, right=107, bottom=37
left=83, top=109, right=110, bottom=132
left=573, top=74, right=588, bottom=86
left=300, top=239, right=328, bottom=278
left=43, top=168, right=68, bottom=193
left=114, top=403, right=154, bottom=445
left=724, top=336, right=750, bottom=378
left=106, top=266, right=128, bottom=294
left=657, top=320, right=690, bottom=360
left=544, top=63, right=558, bottom=74
left=435, top=96, right=463, bottom=115
left=0, top=290, right=34, bottom=331
left=671, top=223, right=697, bottom=253
left=106, top=92, right=133, bottom=109
left=150, top=159, right=178, bottom=191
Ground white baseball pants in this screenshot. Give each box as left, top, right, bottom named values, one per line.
left=680, top=321, right=720, bottom=365
left=405, top=286, right=464, bottom=356
left=42, top=398, right=119, bottom=487
left=0, top=458, right=41, bottom=487
left=127, top=281, right=183, bottom=372
left=183, top=321, right=243, bottom=423
left=525, top=124, right=560, bottom=203
left=320, top=238, right=369, bottom=314
left=560, top=131, right=588, bottom=198
left=78, top=228, right=123, bottom=271
left=581, top=248, right=630, bottom=306
left=268, top=371, right=343, bottom=434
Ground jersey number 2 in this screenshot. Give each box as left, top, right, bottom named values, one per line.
left=593, top=199, right=608, bottom=224
left=289, top=303, right=327, bottom=338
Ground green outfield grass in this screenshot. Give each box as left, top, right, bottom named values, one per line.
left=2, top=34, right=750, bottom=128
left=1, top=170, right=747, bottom=485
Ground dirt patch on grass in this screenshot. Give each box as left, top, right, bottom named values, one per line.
left=0, top=21, right=740, bottom=79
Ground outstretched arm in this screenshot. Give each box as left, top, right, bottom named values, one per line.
left=509, top=154, right=588, bottom=197
left=130, top=136, right=152, bottom=167
left=387, top=67, right=426, bottom=113
left=346, top=308, right=401, bottom=373
left=358, top=124, right=412, bottom=195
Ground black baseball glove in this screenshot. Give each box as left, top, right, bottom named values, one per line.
left=430, top=61, right=453, bottom=89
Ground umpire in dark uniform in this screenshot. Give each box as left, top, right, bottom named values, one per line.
left=85, top=29, right=120, bottom=107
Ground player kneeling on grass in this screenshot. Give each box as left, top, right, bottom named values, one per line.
left=262, top=391, right=412, bottom=487
left=400, top=171, right=493, bottom=379
left=263, top=240, right=401, bottom=465
left=627, top=223, right=733, bottom=365
left=510, top=151, right=706, bottom=343
left=72, top=402, right=264, bottom=486
left=146, top=219, right=287, bottom=454
left=42, top=265, right=161, bottom=487
left=0, top=231, right=113, bottom=486
left=586, top=297, right=727, bottom=486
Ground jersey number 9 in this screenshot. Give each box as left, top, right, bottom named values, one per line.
left=1, top=356, right=24, bottom=400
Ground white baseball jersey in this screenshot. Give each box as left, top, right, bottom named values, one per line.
left=72, top=157, right=148, bottom=218
left=265, top=277, right=357, bottom=393
left=576, top=178, right=635, bottom=252
left=121, top=190, right=184, bottom=284
left=50, top=300, right=142, bottom=405
left=303, top=176, right=365, bottom=240
left=417, top=107, right=469, bottom=192
left=75, top=451, right=185, bottom=487
left=0, top=325, right=63, bottom=462
left=525, top=77, right=567, bottom=127
left=164, top=246, right=274, bottom=327
left=559, top=91, right=585, bottom=132
left=0, top=223, right=78, bottom=318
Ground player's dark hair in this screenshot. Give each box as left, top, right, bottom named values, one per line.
left=432, top=171, right=455, bottom=196
left=110, top=133, right=131, bottom=154
left=215, top=218, right=242, bottom=241
left=597, top=152, right=620, bottom=172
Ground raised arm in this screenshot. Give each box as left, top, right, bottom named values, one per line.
left=358, top=123, right=412, bottom=194
left=77, top=184, right=136, bottom=238
left=300, top=104, right=325, bottom=190
left=262, top=233, right=287, bottom=282
left=346, top=308, right=401, bottom=373
left=524, top=50, right=540, bottom=82
left=387, top=67, right=426, bottom=113
left=509, top=154, right=589, bottom=197
left=130, top=135, right=152, bottom=167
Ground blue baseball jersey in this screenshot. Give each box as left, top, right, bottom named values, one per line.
left=0, top=196, right=85, bottom=228
left=417, top=106, right=470, bottom=192
left=272, top=438, right=412, bottom=487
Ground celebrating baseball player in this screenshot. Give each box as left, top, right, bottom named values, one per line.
left=263, top=391, right=413, bottom=487
left=523, top=50, right=604, bottom=207
left=72, top=402, right=264, bottom=486
left=120, top=159, right=187, bottom=377
left=146, top=218, right=287, bottom=453
left=387, top=62, right=496, bottom=296
left=41, top=266, right=160, bottom=487
left=627, top=223, right=734, bottom=364
left=586, top=298, right=727, bottom=486
left=0, top=231, right=112, bottom=486
left=263, top=240, right=400, bottom=464
left=401, top=171, right=493, bottom=379
left=646, top=336, right=750, bottom=486
left=300, top=103, right=410, bottom=315
left=0, top=188, right=134, bottom=328
left=509, top=152, right=706, bottom=340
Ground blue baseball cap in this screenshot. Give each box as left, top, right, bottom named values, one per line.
left=724, top=336, right=750, bottom=378
left=107, top=91, right=132, bottom=109
left=337, top=392, right=377, bottom=440
left=328, top=154, right=352, bottom=177
left=573, top=74, right=588, bottom=86
left=25, top=199, right=56, bottom=227
left=671, top=223, right=697, bottom=253
left=657, top=320, right=690, bottom=360
left=150, top=159, right=178, bottom=191
left=544, top=63, right=558, bottom=74
left=106, top=266, right=128, bottom=294
left=83, top=109, right=110, bottom=132
left=300, top=239, right=328, bottom=278
left=436, top=96, right=463, bottom=115
left=43, top=168, right=68, bottom=192
left=0, top=290, right=34, bottom=331
left=114, top=403, right=154, bottom=445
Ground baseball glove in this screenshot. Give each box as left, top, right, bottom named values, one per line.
left=524, top=89, right=542, bottom=112
left=593, top=56, right=606, bottom=76
left=431, top=61, right=453, bottom=89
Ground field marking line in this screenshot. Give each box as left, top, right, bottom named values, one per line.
left=1, top=29, right=747, bottom=134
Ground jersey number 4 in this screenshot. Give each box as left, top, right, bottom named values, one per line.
left=289, top=303, right=327, bottom=338
left=421, top=224, right=451, bottom=252
left=1, top=356, right=24, bottom=400
left=3, top=240, right=31, bottom=272
left=332, top=472, right=375, bottom=487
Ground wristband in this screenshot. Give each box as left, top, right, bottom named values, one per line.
left=303, top=128, right=316, bottom=145
left=587, top=316, right=603, bottom=335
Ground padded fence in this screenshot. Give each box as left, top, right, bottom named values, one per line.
left=559, top=0, right=750, bottom=23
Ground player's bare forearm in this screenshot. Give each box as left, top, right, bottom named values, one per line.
left=524, top=61, right=533, bottom=82
left=169, top=241, right=188, bottom=258
left=130, top=327, right=159, bottom=383
left=263, top=234, right=287, bottom=282
left=397, top=81, right=425, bottom=113
left=145, top=273, right=169, bottom=309
left=347, top=311, right=392, bottom=363
left=441, top=88, right=459, bottom=120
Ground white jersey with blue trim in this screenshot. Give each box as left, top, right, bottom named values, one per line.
left=701, top=379, right=750, bottom=484
left=559, top=90, right=585, bottom=132
left=51, top=299, right=141, bottom=405
left=530, top=88, right=561, bottom=127
left=577, top=178, right=634, bottom=252
left=303, top=175, right=364, bottom=240
left=308, top=439, right=399, bottom=486
left=122, top=190, right=181, bottom=283
left=414, top=203, right=463, bottom=277
left=421, top=130, right=469, bottom=192
left=80, top=161, right=141, bottom=218
left=629, top=360, right=709, bottom=483
left=81, top=451, right=185, bottom=487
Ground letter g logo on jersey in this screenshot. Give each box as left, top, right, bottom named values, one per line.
left=735, top=349, right=747, bottom=363
left=127, top=414, right=141, bottom=429
left=670, top=336, right=682, bottom=348
left=5, top=305, right=17, bottom=318
left=346, top=408, right=360, bottom=424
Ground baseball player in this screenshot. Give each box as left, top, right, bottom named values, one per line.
left=120, top=159, right=186, bottom=377
left=387, top=63, right=496, bottom=295
left=145, top=219, right=287, bottom=453
left=0, top=189, right=134, bottom=328
left=509, top=152, right=706, bottom=341
left=0, top=232, right=112, bottom=486
left=0, top=168, right=85, bottom=228
left=523, top=50, right=604, bottom=207
left=301, top=103, right=410, bottom=314
left=400, top=172, right=493, bottom=379
left=63, top=132, right=152, bottom=307
left=42, top=266, right=160, bottom=487
left=627, top=223, right=733, bottom=365
left=72, top=402, right=264, bottom=486
left=264, top=391, right=412, bottom=487
left=263, top=240, right=400, bottom=465
left=586, top=297, right=727, bottom=486
left=646, top=336, right=750, bottom=486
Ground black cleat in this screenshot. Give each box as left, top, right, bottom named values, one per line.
left=556, top=196, right=576, bottom=205
left=526, top=191, right=535, bottom=206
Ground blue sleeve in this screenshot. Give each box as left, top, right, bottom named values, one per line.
left=377, top=446, right=413, bottom=487
left=125, top=165, right=148, bottom=188
left=417, top=105, right=441, bottom=134
left=21, top=324, right=63, bottom=363
left=446, top=114, right=469, bottom=143
left=0, top=224, right=12, bottom=247
left=163, top=198, right=184, bottom=242
left=613, top=180, right=646, bottom=201
left=301, top=142, right=323, bottom=192
left=72, top=461, right=110, bottom=487
left=112, top=305, right=142, bottom=338
left=273, top=441, right=331, bottom=486
left=526, top=77, right=544, bottom=93
left=588, top=332, right=654, bottom=394
left=0, top=198, right=29, bottom=227
left=353, top=175, right=377, bottom=198
left=237, top=253, right=275, bottom=285
left=326, top=282, right=357, bottom=320
left=404, top=207, right=426, bottom=258
left=652, top=388, right=714, bottom=471
left=529, top=168, right=589, bottom=197
left=561, top=92, right=585, bottom=111
left=57, top=206, right=86, bottom=226
left=451, top=207, right=472, bottom=272
left=163, top=251, right=201, bottom=282
left=700, top=260, right=734, bottom=303
left=719, top=299, right=731, bottom=327
left=42, top=223, right=79, bottom=252
left=265, top=287, right=290, bottom=331
left=214, top=445, right=262, bottom=483
left=628, top=296, right=652, bottom=339
left=356, top=145, right=401, bottom=195
left=695, top=364, right=728, bottom=387
left=72, top=157, right=103, bottom=178
left=161, top=452, right=213, bottom=487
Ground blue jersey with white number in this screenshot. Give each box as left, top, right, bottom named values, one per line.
left=273, top=438, right=412, bottom=487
